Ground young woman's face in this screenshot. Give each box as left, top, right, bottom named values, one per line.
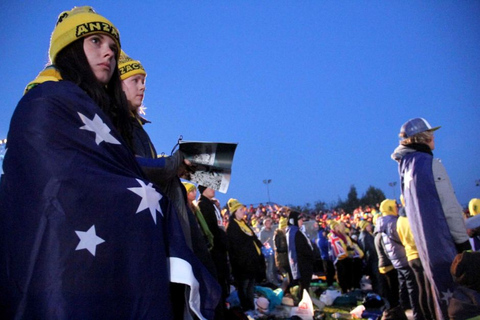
left=83, top=34, right=118, bottom=85
left=122, top=74, right=146, bottom=111
left=235, top=207, right=246, bottom=220
left=186, top=189, right=196, bottom=202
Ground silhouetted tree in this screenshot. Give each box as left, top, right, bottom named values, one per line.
left=360, top=186, right=386, bottom=207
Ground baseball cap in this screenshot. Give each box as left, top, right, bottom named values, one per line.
left=399, top=118, right=440, bottom=140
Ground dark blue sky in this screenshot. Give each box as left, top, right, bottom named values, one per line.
left=1, top=1, right=479, bottom=208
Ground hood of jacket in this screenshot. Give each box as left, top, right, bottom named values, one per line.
left=390, top=144, right=416, bottom=163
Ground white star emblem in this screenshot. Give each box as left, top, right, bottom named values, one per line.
left=441, top=289, right=453, bottom=305
left=75, top=225, right=105, bottom=256
left=403, top=168, right=413, bottom=189
left=128, top=178, right=163, bottom=224
left=78, top=112, right=120, bottom=145
left=0, top=147, right=6, bottom=174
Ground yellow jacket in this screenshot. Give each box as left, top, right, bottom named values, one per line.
left=396, top=216, right=419, bottom=261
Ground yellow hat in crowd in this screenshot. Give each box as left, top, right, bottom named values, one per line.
left=328, top=219, right=339, bottom=230
left=380, top=199, right=397, bottom=216
left=279, top=217, right=288, bottom=229
left=358, top=220, right=370, bottom=231
left=118, top=50, right=147, bottom=80
left=182, top=182, right=196, bottom=194
left=228, top=198, right=244, bottom=214
left=49, top=6, right=121, bottom=63
left=469, top=198, right=480, bottom=216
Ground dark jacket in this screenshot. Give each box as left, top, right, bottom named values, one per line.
left=274, top=228, right=289, bottom=269
left=226, top=216, right=265, bottom=281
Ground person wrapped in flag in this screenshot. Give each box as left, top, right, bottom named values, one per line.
left=391, top=117, right=471, bottom=320
left=0, top=6, right=219, bottom=319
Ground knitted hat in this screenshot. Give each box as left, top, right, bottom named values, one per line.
left=328, top=219, right=339, bottom=230
left=451, top=251, right=480, bottom=292
left=399, top=118, right=440, bottom=141
left=227, top=198, right=244, bottom=214
left=279, top=216, right=288, bottom=229
left=49, top=6, right=121, bottom=63
left=358, top=220, right=370, bottom=231
left=182, top=182, right=196, bottom=194
left=118, top=50, right=146, bottom=81
left=380, top=199, right=397, bottom=216
left=198, top=185, right=207, bottom=195
left=469, top=198, right=480, bottom=216
left=288, top=211, right=302, bottom=226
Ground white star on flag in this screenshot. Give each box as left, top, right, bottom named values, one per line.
left=0, top=147, right=6, bottom=175
left=403, top=169, right=413, bottom=189
left=75, top=225, right=105, bottom=256
left=78, top=112, right=120, bottom=145
left=128, top=178, right=163, bottom=224
left=441, top=289, right=453, bottom=305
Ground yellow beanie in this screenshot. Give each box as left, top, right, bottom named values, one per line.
left=182, top=182, right=196, bottom=194
left=228, top=198, right=244, bottom=214
left=469, top=198, right=480, bottom=216
left=380, top=199, right=397, bottom=216
left=49, top=6, right=121, bottom=63
left=358, top=220, right=370, bottom=231
left=328, top=219, right=339, bottom=230
left=279, top=217, right=288, bottom=229
left=118, top=50, right=146, bottom=81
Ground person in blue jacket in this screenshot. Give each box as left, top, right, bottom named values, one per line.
left=316, top=227, right=335, bottom=287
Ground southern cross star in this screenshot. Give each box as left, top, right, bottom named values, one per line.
left=403, top=168, right=413, bottom=189
left=441, top=289, right=453, bottom=305
left=78, top=112, right=120, bottom=145
left=75, top=225, right=105, bottom=256
left=128, top=178, right=163, bottom=224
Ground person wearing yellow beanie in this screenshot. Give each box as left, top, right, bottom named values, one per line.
left=1, top=6, right=221, bottom=319
left=182, top=182, right=214, bottom=251
left=380, top=199, right=398, bottom=216
left=273, top=216, right=291, bottom=283
left=469, top=198, right=480, bottom=216
left=49, top=6, right=120, bottom=64
left=226, top=198, right=265, bottom=311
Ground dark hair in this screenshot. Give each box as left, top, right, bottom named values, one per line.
left=54, top=38, right=133, bottom=149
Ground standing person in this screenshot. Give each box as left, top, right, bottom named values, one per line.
left=328, top=220, right=353, bottom=293
left=397, top=202, right=435, bottom=320
left=374, top=232, right=407, bottom=320
left=376, top=199, right=422, bottom=320
left=0, top=7, right=219, bottom=319
left=119, top=51, right=219, bottom=319
left=259, top=217, right=278, bottom=285
left=274, top=216, right=292, bottom=283
left=391, top=117, right=471, bottom=319
left=286, top=211, right=315, bottom=301
left=357, top=220, right=382, bottom=295
left=316, top=227, right=335, bottom=287
left=197, top=186, right=230, bottom=319
left=226, top=198, right=265, bottom=311
left=183, top=182, right=214, bottom=255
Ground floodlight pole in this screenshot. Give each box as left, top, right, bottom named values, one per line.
left=263, top=179, right=272, bottom=204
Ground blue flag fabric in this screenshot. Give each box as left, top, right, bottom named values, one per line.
left=0, top=81, right=220, bottom=319
left=286, top=226, right=300, bottom=280
left=400, top=151, right=457, bottom=320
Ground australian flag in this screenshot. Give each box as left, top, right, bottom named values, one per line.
left=400, top=151, right=457, bottom=320
left=0, top=81, right=220, bottom=319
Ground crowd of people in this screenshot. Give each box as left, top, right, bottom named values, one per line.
left=0, top=5, right=479, bottom=320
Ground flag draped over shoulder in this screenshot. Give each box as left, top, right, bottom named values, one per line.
left=400, top=151, right=457, bottom=320
left=0, top=81, right=220, bottom=319
left=286, top=226, right=300, bottom=280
